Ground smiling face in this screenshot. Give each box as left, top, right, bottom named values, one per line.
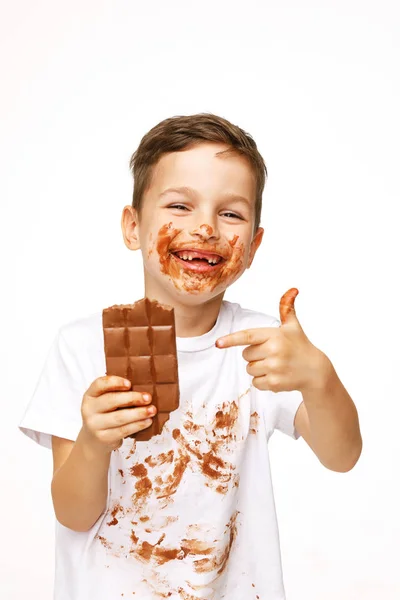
left=122, top=142, right=264, bottom=306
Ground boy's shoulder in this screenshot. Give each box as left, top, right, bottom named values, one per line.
left=57, top=310, right=104, bottom=354
left=222, top=300, right=280, bottom=330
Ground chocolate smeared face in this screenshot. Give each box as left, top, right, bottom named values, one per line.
left=130, top=143, right=263, bottom=303
left=153, top=221, right=245, bottom=295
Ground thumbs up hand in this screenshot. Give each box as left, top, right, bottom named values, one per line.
left=216, top=288, right=329, bottom=393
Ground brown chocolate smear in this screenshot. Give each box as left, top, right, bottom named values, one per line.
left=137, top=541, right=154, bottom=561
left=217, top=511, right=239, bottom=575
left=153, top=546, right=186, bottom=565
left=177, top=589, right=199, bottom=600
left=173, top=428, right=202, bottom=460
left=133, top=476, right=152, bottom=503
left=182, top=420, right=201, bottom=434
left=136, top=533, right=166, bottom=562
left=97, top=535, right=112, bottom=550
left=145, top=450, right=174, bottom=467
left=130, top=463, right=153, bottom=505
left=180, top=538, right=213, bottom=556
left=214, top=401, right=239, bottom=430
left=193, top=511, right=239, bottom=575
left=130, top=531, right=139, bottom=545
left=106, top=502, right=123, bottom=526
left=130, top=463, right=148, bottom=478
left=156, top=451, right=190, bottom=499
left=250, top=411, right=259, bottom=434
left=201, top=452, right=230, bottom=483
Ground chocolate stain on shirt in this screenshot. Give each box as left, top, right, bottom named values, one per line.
left=182, top=419, right=201, bottom=434
left=214, top=401, right=239, bottom=430
left=125, top=440, right=137, bottom=459
left=130, top=464, right=147, bottom=478
left=192, top=511, right=239, bottom=575
left=130, top=531, right=139, bottom=544
left=155, top=451, right=191, bottom=499
left=145, top=450, right=174, bottom=467
left=177, top=589, right=200, bottom=600
left=97, top=392, right=249, bottom=597
left=130, top=532, right=215, bottom=568
left=107, top=502, right=124, bottom=527
left=201, top=452, right=231, bottom=490
left=131, top=464, right=153, bottom=506
left=172, top=397, right=241, bottom=494
left=97, top=535, right=112, bottom=550
left=250, top=411, right=259, bottom=434
left=128, top=510, right=239, bottom=589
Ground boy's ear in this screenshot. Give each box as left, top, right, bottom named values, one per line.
left=121, top=205, right=141, bottom=251
left=246, top=227, right=264, bottom=269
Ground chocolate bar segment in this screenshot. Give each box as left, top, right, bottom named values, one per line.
left=102, top=298, right=179, bottom=440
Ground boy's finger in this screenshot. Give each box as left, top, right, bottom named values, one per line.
left=95, top=405, right=157, bottom=430
left=117, top=418, right=154, bottom=439
left=87, top=375, right=131, bottom=398
left=216, top=328, right=272, bottom=348
left=96, top=390, right=152, bottom=413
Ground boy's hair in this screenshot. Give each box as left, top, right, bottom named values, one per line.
left=129, top=113, right=267, bottom=231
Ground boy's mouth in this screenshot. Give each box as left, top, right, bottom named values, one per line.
left=169, top=248, right=225, bottom=273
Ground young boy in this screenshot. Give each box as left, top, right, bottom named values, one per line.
left=19, top=113, right=362, bottom=600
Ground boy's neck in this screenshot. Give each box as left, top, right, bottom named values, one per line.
left=144, top=282, right=224, bottom=338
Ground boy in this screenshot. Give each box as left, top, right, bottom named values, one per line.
left=19, top=113, right=362, bottom=600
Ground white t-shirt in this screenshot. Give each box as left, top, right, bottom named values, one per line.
left=19, top=300, right=303, bottom=600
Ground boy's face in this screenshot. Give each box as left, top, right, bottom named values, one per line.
left=122, top=142, right=264, bottom=305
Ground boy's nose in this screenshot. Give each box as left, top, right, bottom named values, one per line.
left=190, top=223, right=220, bottom=241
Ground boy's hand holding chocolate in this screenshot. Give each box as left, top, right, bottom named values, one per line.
left=80, top=376, right=157, bottom=453
left=216, top=288, right=331, bottom=394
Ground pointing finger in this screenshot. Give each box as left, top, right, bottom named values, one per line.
left=216, top=328, right=274, bottom=349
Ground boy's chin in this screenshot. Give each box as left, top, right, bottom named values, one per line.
left=145, top=278, right=228, bottom=307
left=171, top=287, right=226, bottom=306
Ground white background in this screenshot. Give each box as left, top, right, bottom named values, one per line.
left=1, top=1, right=399, bottom=598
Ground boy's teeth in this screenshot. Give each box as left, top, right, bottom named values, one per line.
left=174, top=251, right=221, bottom=264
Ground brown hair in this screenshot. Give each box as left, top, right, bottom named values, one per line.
left=129, top=113, right=267, bottom=232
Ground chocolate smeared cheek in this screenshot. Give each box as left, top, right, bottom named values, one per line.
left=155, top=223, right=184, bottom=281
left=219, top=242, right=244, bottom=281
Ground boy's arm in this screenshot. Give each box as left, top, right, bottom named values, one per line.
left=50, top=375, right=157, bottom=532
left=51, top=432, right=111, bottom=532
left=294, top=360, right=362, bottom=473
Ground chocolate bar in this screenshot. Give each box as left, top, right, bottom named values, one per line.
left=102, top=298, right=179, bottom=441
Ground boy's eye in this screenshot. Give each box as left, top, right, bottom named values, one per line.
left=222, top=212, right=243, bottom=220
left=169, top=204, right=189, bottom=211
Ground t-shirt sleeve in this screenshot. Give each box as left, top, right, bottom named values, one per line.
left=270, top=317, right=303, bottom=440
left=273, top=389, right=303, bottom=440
left=19, top=329, right=86, bottom=449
